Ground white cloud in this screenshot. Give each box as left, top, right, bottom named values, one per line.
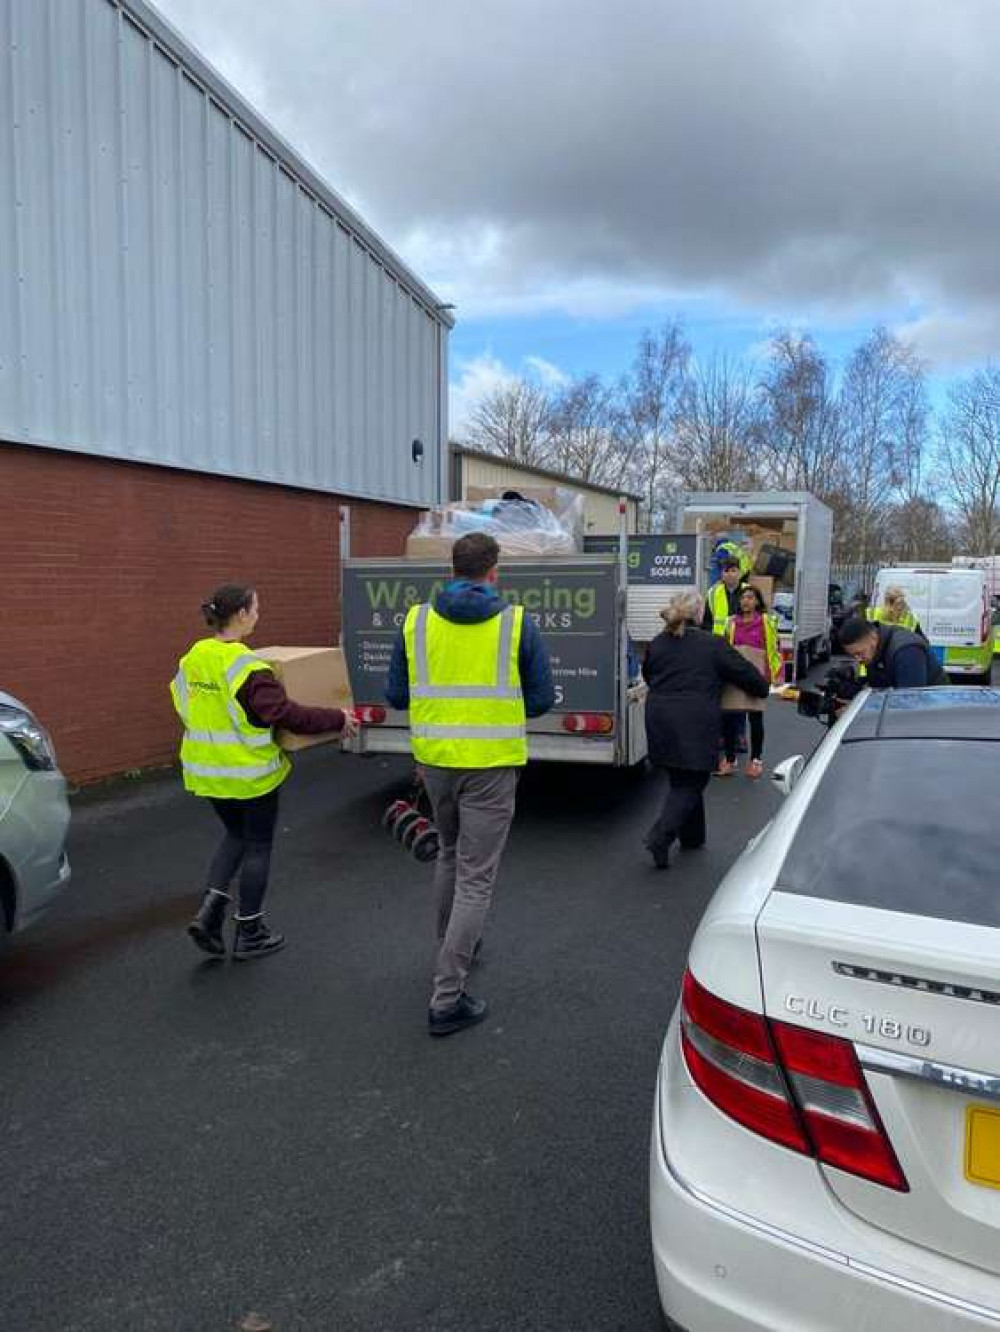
left=895, top=311, right=1000, bottom=372
left=448, top=353, right=515, bottom=440
left=524, top=356, right=570, bottom=389
left=154, top=0, right=1000, bottom=352
left=448, top=351, right=570, bottom=438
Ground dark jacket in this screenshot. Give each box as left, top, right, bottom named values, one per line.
left=235, top=672, right=345, bottom=735
left=384, top=580, right=556, bottom=718
left=867, top=624, right=948, bottom=689
left=643, top=624, right=770, bottom=772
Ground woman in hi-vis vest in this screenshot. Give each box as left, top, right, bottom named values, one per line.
left=170, top=585, right=355, bottom=961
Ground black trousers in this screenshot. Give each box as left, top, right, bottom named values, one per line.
left=205, top=788, right=281, bottom=918
left=646, top=768, right=710, bottom=854
left=723, top=711, right=764, bottom=762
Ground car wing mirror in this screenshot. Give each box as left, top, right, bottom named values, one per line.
left=771, top=755, right=804, bottom=797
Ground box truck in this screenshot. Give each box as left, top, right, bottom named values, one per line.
left=679, top=491, right=833, bottom=680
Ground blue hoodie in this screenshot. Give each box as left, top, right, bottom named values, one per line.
left=384, top=580, right=556, bottom=718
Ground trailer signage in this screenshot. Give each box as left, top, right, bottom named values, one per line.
left=342, top=560, right=618, bottom=713
left=583, top=534, right=697, bottom=586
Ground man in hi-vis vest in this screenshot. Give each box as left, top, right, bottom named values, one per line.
left=385, top=533, right=555, bottom=1036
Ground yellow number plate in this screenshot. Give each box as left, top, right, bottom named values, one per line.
left=965, top=1106, right=1000, bottom=1190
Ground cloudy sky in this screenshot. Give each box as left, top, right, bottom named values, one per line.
left=154, top=0, right=1000, bottom=428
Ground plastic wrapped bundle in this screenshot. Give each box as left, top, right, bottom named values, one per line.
left=405, top=487, right=585, bottom=559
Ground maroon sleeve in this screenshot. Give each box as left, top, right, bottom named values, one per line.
left=236, top=671, right=346, bottom=735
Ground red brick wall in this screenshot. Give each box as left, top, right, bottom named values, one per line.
left=0, top=442, right=417, bottom=783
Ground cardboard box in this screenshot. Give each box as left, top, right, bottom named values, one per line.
left=405, top=533, right=457, bottom=560
left=255, top=646, right=352, bottom=752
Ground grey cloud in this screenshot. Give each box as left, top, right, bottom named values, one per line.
left=153, top=0, right=1000, bottom=356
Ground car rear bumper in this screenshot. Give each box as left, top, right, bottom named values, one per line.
left=650, top=1020, right=1000, bottom=1331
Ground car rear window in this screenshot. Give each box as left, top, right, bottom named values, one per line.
left=776, top=740, right=1000, bottom=927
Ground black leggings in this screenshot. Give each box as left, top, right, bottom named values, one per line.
left=205, top=788, right=281, bottom=918
left=723, top=711, right=764, bottom=762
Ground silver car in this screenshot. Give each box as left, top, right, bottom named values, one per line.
left=0, top=691, right=71, bottom=945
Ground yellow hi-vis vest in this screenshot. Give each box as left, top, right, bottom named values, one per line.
left=403, top=602, right=528, bottom=769
left=868, top=606, right=919, bottom=632
left=707, top=581, right=734, bottom=635
left=170, top=639, right=290, bottom=799
left=726, top=614, right=782, bottom=682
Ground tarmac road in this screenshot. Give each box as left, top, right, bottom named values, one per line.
left=2, top=697, right=824, bottom=1332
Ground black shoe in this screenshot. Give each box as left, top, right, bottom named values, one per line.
left=233, top=916, right=285, bottom=961
left=187, top=890, right=229, bottom=957
left=428, top=993, right=487, bottom=1037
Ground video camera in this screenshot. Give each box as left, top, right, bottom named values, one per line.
left=797, top=664, right=863, bottom=726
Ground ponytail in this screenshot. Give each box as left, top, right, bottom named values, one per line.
left=201, top=584, right=255, bottom=631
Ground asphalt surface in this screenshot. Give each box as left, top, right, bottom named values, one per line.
left=3, top=698, right=825, bottom=1332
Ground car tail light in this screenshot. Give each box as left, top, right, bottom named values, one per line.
left=681, top=970, right=908, bottom=1191
left=354, top=706, right=386, bottom=725
left=681, top=970, right=809, bottom=1153
left=562, top=713, right=614, bottom=734
left=771, top=1021, right=907, bottom=1190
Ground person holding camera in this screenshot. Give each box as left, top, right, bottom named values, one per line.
left=718, top=585, right=784, bottom=778
left=643, top=591, right=770, bottom=869
left=839, top=616, right=947, bottom=689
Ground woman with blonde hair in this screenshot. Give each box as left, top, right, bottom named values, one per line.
left=641, top=590, right=770, bottom=869
left=872, top=584, right=922, bottom=635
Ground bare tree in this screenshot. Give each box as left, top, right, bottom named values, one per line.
left=837, top=327, right=918, bottom=566
left=756, top=332, right=842, bottom=496
left=883, top=498, right=956, bottom=562
left=546, top=373, right=623, bottom=487
left=464, top=376, right=552, bottom=466
left=670, top=353, right=762, bottom=491
left=939, top=367, right=1000, bottom=553
left=617, top=322, right=690, bottom=530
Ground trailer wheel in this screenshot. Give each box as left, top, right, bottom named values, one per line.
left=382, top=799, right=412, bottom=831
left=393, top=808, right=423, bottom=844
left=411, top=828, right=440, bottom=862
left=401, top=816, right=432, bottom=851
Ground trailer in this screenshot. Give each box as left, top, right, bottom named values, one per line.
left=679, top=491, right=833, bottom=680
left=342, top=554, right=647, bottom=766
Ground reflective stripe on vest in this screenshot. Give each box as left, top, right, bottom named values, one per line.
left=404, top=603, right=528, bottom=768
left=410, top=603, right=524, bottom=701
left=171, top=639, right=290, bottom=799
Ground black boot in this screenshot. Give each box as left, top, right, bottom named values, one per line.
left=187, top=889, right=230, bottom=957
left=233, top=914, right=285, bottom=961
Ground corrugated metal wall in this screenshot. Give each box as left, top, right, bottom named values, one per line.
left=458, top=453, right=638, bottom=534
left=0, top=0, right=449, bottom=505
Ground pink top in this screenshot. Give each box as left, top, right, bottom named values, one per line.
left=732, top=614, right=766, bottom=652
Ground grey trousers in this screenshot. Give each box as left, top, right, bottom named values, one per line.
left=421, top=764, right=520, bottom=1012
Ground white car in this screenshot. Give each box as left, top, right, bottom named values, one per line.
left=651, top=687, right=1000, bottom=1330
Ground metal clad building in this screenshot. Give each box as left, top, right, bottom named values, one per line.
left=1, top=0, right=453, bottom=782
left=0, top=0, right=450, bottom=505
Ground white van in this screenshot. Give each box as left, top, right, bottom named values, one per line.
left=872, top=565, right=993, bottom=682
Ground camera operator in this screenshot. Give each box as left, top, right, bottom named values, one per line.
left=838, top=616, right=947, bottom=689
